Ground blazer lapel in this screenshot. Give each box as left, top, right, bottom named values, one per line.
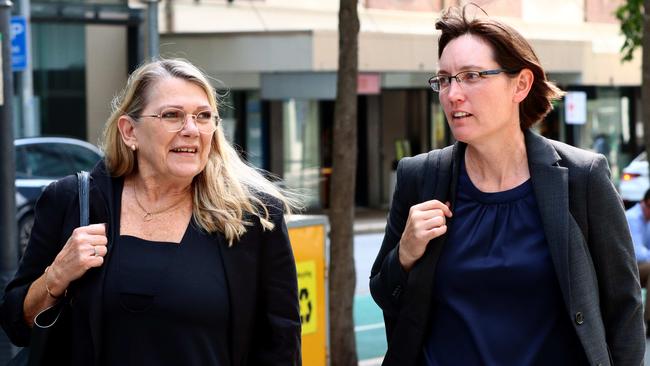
left=216, top=231, right=259, bottom=366
left=525, top=130, right=572, bottom=308
left=86, top=164, right=115, bottom=365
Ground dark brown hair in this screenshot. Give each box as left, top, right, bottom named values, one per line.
left=435, top=4, right=564, bottom=129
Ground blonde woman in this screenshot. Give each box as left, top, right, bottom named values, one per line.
left=1, top=58, right=302, bottom=366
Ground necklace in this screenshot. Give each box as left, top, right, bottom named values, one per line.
left=132, top=183, right=188, bottom=222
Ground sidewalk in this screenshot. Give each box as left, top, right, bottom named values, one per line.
left=304, top=207, right=388, bottom=235
left=353, top=208, right=388, bottom=235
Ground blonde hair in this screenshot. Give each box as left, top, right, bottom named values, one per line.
left=101, top=58, right=300, bottom=244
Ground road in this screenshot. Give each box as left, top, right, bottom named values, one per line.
left=354, top=233, right=386, bottom=364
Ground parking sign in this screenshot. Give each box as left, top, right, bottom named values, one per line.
left=11, top=16, right=27, bottom=71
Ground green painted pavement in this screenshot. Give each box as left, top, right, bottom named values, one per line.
left=354, top=294, right=387, bottom=360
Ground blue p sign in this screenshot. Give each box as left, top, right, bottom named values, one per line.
left=11, top=16, right=27, bottom=71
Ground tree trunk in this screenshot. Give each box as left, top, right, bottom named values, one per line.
left=643, top=0, right=650, bottom=180
left=328, top=0, right=359, bottom=365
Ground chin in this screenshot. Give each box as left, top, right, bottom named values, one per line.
left=169, top=165, right=204, bottom=179
left=449, top=129, right=473, bottom=144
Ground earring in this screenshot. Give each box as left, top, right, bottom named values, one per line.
left=131, top=144, right=136, bottom=151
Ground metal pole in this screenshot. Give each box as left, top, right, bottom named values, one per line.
left=0, top=0, right=16, bottom=361
left=19, top=0, right=35, bottom=137
left=145, top=0, right=159, bottom=60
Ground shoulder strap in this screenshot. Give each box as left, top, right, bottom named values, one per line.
left=77, top=171, right=90, bottom=227
left=419, top=145, right=454, bottom=203
left=384, top=144, right=456, bottom=365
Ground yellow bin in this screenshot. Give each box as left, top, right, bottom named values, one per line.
left=287, top=215, right=329, bottom=366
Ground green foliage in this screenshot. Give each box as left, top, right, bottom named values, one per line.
left=616, top=0, right=644, bottom=62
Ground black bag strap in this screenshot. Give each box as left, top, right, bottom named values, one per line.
left=77, top=171, right=90, bottom=227
left=419, top=145, right=454, bottom=204
left=384, top=144, right=456, bottom=365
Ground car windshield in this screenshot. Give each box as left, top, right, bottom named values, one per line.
left=15, top=142, right=101, bottom=179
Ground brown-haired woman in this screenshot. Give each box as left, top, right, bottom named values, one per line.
left=1, top=58, right=302, bottom=365
left=370, top=5, right=644, bottom=365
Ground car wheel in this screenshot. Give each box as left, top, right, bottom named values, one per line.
left=18, top=213, right=34, bottom=258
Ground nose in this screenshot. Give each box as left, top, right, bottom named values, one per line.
left=445, top=77, right=465, bottom=102
left=180, top=113, right=200, bottom=135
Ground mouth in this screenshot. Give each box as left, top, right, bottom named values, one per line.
left=452, top=111, right=472, bottom=120
left=170, top=147, right=198, bottom=154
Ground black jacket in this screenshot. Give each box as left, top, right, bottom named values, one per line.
left=1, top=161, right=302, bottom=366
left=370, top=130, right=644, bottom=365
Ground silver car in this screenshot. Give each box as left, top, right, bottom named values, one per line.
left=15, top=137, right=103, bottom=258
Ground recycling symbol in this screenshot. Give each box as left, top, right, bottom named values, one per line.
left=300, top=288, right=312, bottom=324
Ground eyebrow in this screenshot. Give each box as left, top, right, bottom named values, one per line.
left=157, top=104, right=212, bottom=111
left=436, top=65, right=488, bottom=74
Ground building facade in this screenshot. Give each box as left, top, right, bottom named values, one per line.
left=17, top=0, right=641, bottom=209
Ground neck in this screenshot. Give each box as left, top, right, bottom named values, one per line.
left=129, top=174, right=193, bottom=202
left=464, top=129, right=529, bottom=192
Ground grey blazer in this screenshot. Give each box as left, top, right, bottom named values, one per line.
left=370, top=129, right=645, bottom=366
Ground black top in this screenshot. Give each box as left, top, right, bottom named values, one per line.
left=1, top=161, right=301, bottom=366
left=423, top=159, right=585, bottom=365
left=102, top=185, right=230, bottom=366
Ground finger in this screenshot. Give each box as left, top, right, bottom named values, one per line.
left=82, top=223, right=108, bottom=235
left=414, top=200, right=453, bottom=217
left=85, top=234, right=108, bottom=247
left=421, top=216, right=445, bottom=230
left=412, top=208, right=447, bottom=221
left=92, top=245, right=108, bottom=257
left=438, top=202, right=453, bottom=217
left=424, top=224, right=448, bottom=239
left=88, top=256, right=104, bottom=268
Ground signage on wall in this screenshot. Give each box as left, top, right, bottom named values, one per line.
left=10, top=16, right=27, bottom=72
left=357, top=73, right=380, bottom=95
left=565, top=91, right=587, bottom=125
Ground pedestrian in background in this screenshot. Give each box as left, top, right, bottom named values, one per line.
left=370, top=5, right=644, bottom=365
left=626, top=188, right=650, bottom=334
left=1, top=58, right=302, bottom=365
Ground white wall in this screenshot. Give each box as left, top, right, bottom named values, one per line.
left=85, top=25, right=128, bottom=146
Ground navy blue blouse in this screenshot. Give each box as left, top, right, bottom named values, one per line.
left=423, top=159, right=585, bottom=365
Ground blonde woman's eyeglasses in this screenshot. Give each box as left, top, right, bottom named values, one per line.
left=136, top=107, right=221, bottom=134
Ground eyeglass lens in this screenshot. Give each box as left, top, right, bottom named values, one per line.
left=161, top=108, right=218, bottom=133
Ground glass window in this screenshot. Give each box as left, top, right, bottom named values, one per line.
left=15, top=146, right=29, bottom=178
left=62, top=144, right=102, bottom=172
left=560, top=87, right=625, bottom=184
left=283, top=99, right=321, bottom=208
left=32, top=23, right=86, bottom=139
left=18, top=142, right=100, bottom=179
left=246, top=92, right=264, bottom=168
left=22, top=143, right=72, bottom=178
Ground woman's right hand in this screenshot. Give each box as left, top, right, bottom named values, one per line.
left=46, top=223, right=108, bottom=297
left=398, top=200, right=452, bottom=272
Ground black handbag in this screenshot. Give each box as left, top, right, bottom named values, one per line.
left=8, top=171, right=90, bottom=366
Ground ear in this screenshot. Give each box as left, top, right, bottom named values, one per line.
left=117, top=115, right=138, bottom=149
left=512, top=68, right=534, bottom=103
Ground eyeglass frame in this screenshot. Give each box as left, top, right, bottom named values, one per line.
left=428, top=68, right=520, bottom=93
left=133, top=107, right=222, bottom=134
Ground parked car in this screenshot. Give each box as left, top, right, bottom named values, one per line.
left=619, top=151, right=649, bottom=208
left=15, top=137, right=103, bottom=258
